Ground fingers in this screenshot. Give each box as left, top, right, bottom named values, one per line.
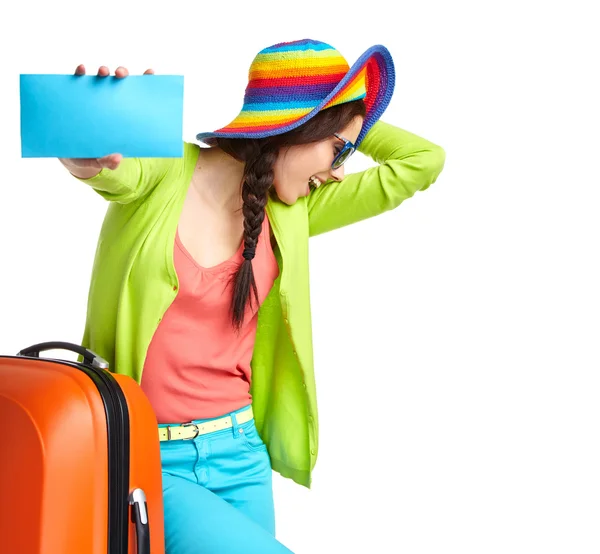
left=74, top=65, right=154, bottom=77
left=59, top=153, right=122, bottom=170
left=98, top=153, right=123, bottom=170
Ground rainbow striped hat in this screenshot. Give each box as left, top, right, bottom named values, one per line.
left=196, top=39, right=395, bottom=148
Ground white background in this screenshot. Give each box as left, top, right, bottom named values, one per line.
left=1, top=1, right=599, bottom=553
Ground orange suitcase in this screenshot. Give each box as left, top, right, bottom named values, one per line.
left=0, top=341, right=165, bottom=554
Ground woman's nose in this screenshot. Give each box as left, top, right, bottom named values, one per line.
left=330, top=165, right=345, bottom=181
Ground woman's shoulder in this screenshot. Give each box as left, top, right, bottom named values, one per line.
left=183, top=141, right=201, bottom=156
left=168, top=140, right=201, bottom=181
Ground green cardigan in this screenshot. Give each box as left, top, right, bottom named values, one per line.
left=78, top=120, right=446, bottom=488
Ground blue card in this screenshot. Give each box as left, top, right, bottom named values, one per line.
left=20, top=74, right=184, bottom=158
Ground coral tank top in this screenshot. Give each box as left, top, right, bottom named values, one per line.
left=140, top=214, right=279, bottom=423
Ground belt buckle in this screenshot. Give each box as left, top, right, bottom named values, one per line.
left=181, top=422, right=200, bottom=440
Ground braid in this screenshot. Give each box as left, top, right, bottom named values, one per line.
left=216, top=98, right=367, bottom=331
left=230, top=145, right=278, bottom=331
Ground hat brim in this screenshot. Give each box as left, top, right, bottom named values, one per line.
left=196, top=44, right=395, bottom=148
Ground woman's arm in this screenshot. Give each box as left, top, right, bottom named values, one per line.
left=307, top=120, right=446, bottom=236
left=63, top=156, right=178, bottom=204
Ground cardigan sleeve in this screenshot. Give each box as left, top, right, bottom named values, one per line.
left=306, top=120, right=446, bottom=236
left=75, top=142, right=188, bottom=204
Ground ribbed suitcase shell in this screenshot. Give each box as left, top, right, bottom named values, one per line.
left=0, top=351, right=165, bottom=553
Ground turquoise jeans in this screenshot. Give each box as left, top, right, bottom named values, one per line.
left=159, top=404, right=294, bottom=554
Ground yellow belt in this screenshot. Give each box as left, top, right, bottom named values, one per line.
left=158, top=406, right=254, bottom=442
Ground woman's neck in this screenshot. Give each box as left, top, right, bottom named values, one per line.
left=194, top=147, right=246, bottom=212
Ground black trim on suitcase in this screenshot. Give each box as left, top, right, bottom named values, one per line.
left=8, top=342, right=134, bottom=554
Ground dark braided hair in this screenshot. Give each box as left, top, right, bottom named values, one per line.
left=234, top=144, right=278, bottom=326
left=216, top=99, right=367, bottom=331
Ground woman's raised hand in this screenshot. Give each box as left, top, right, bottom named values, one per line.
left=58, top=65, right=154, bottom=176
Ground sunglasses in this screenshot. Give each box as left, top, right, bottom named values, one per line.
left=331, top=133, right=356, bottom=169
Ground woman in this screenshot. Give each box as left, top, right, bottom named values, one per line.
left=59, top=38, right=446, bottom=553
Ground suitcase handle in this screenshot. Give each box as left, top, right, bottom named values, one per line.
left=130, top=489, right=150, bottom=554
left=16, top=341, right=110, bottom=370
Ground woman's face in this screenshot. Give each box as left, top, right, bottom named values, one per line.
left=272, top=115, right=364, bottom=205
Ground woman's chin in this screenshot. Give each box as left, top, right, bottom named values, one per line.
left=280, top=194, right=298, bottom=206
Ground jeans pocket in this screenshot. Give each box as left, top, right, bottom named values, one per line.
left=239, top=421, right=268, bottom=452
